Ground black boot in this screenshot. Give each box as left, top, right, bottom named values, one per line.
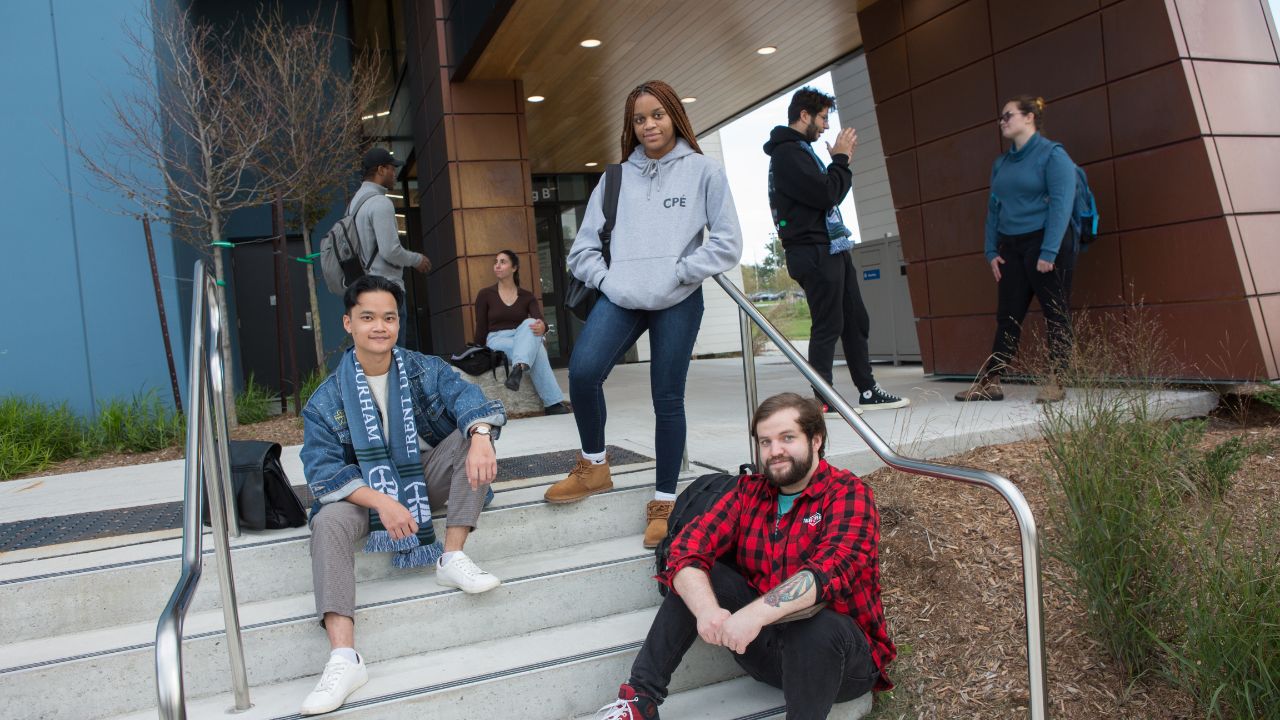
left=504, top=363, right=525, bottom=391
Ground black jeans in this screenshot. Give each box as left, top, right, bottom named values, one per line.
left=784, top=244, right=875, bottom=394
left=629, top=563, right=878, bottom=719
left=987, top=229, right=1076, bottom=377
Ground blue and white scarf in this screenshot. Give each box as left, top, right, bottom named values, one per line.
left=799, top=142, right=855, bottom=255
left=338, top=347, right=442, bottom=568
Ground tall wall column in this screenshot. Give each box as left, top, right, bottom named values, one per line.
left=404, top=1, right=538, bottom=353
left=857, top=0, right=1280, bottom=380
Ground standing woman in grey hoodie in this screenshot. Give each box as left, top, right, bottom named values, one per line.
left=544, top=80, right=743, bottom=548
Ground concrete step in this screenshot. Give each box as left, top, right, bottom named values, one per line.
left=1, top=534, right=664, bottom=720
left=0, top=463, right=671, bottom=642
left=108, top=608, right=744, bottom=720
left=575, top=676, right=873, bottom=719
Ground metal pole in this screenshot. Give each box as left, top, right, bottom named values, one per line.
left=143, top=214, right=183, bottom=415
left=272, top=232, right=289, bottom=415
left=274, top=196, right=302, bottom=414
left=712, top=273, right=1048, bottom=719
left=738, top=305, right=759, bottom=466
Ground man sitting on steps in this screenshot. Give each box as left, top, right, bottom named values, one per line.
left=298, top=274, right=507, bottom=715
left=594, top=392, right=895, bottom=720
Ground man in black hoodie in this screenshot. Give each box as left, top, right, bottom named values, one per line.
left=763, top=87, right=908, bottom=412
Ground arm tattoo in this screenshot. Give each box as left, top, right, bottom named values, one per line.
left=763, top=571, right=815, bottom=608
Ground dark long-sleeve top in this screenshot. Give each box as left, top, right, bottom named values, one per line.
left=984, top=132, right=1077, bottom=263
left=474, top=284, right=544, bottom=343
left=762, top=125, right=853, bottom=247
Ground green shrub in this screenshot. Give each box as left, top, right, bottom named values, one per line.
left=87, top=391, right=186, bottom=454
left=235, top=373, right=276, bottom=425
left=1257, top=382, right=1280, bottom=413
left=0, top=436, right=55, bottom=479
left=0, top=397, right=85, bottom=460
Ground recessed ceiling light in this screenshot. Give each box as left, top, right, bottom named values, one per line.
left=756, top=46, right=777, bottom=55
left=585, top=162, right=598, bottom=167
left=580, top=39, right=602, bottom=48
left=681, top=97, right=697, bottom=103
left=527, top=95, right=545, bottom=103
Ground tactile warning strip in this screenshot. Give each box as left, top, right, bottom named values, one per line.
left=0, top=445, right=652, bottom=553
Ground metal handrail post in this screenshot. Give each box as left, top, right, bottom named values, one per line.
left=713, top=273, right=1048, bottom=719
left=738, top=306, right=759, bottom=465
left=206, top=278, right=241, bottom=539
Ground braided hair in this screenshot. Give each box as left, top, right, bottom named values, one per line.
left=619, top=80, right=702, bottom=161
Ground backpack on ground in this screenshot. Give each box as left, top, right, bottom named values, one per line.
left=449, top=344, right=510, bottom=380
left=319, top=193, right=379, bottom=295
left=654, top=466, right=753, bottom=595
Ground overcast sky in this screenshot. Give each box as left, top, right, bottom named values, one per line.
left=715, top=71, right=860, bottom=267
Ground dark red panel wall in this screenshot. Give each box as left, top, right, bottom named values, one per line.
left=858, top=0, right=1280, bottom=380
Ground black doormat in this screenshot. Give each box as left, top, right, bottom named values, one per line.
left=0, top=445, right=652, bottom=554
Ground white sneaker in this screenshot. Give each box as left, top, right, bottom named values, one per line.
left=435, top=551, right=501, bottom=594
left=299, top=653, right=368, bottom=715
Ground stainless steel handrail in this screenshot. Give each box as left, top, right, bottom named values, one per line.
left=717, top=274, right=1048, bottom=720
left=156, top=260, right=252, bottom=718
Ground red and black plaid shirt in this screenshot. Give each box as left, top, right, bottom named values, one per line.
left=659, top=459, right=896, bottom=689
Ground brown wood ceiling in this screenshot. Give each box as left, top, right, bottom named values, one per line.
left=465, top=0, right=862, bottom=173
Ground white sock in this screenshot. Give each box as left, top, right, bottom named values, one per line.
left=331, top=647, right=359, bottom=665
left=440, top=551, right=461, bottom=566
left=582, top=449, right=607, bottom=465
left=654, top=491, right=676, bottom=502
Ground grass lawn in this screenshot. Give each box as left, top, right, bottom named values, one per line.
left=758, top=300, right=811, bottom=340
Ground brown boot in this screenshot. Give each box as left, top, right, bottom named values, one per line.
left=955, top=376, right=1003, bottom=401
left=544, top=457, right=613, bottom=503
left=1035, top=375, right=1065, bottom=404
left=643, top=500, right=675, bottom=549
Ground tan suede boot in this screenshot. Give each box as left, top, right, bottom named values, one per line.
left=1035, top=375, right=1066, bottom=404
left=643, top=500, right=675, bottom=549
left=544, top=457, right=613, bottom=503
left=955, top=375, right=1003, bottom=401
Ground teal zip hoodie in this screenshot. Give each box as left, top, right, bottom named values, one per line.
left=568, top=139, right=743, bottom=311
left=984, top=132, right=1077, bottom=263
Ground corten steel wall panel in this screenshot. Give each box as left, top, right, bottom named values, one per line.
left=931, top=315, right=1001, bottom=374
left=903, top=0, right=970, bottom=29
left=877, top=93, right=917, bottom=155
left=1102, top=0, right=1183, bottom=79
left=885, top=150, right=921, bottom=207
left=898, top=206, right=926, bottom=262
left=1045, top=88, right=1112, bottom=164
left=1214, top=137, right=1280, bottom=214
left=1174, top=0, right=1279, bottom=62
left=1083, top=160, right=1119, bottom=234
left=994, top=15, right=1106, bottom=102
left=860, top=0, right=905, bottom=50
left=911, top=59, right=997, bottom=144
left=462, top=207, right=528, bottom=256
left=1120, top=218, right=1247, bottom=303
left=906, top=262, right=931, bottom=316
left=916, top=124, right=1002, bottom=201
left=450, top=115, right=523, bottom=161
left=921, top=190, right=988, bottom=259
left=1259, top=294, right=1280, bottom=375
left=1237, top=214, right=1280, bottom=295
left=1147, top=300, right=1269, bottom=378
left=1108, top=62, right=1203, bottom=154
left=926, top=255, right=997, bottom=316
left=1194, top=62, right=1280, bottom=136
left=988, top=0, right=1099, bottom=51
left=427, top=256, right=465, bottom=315
left=906, top=1, right=992, bottom=86
left=1071, top=237, right=1125, bottom=307
left=867, top=37, right=912, bottom=102
left=1113, top=139, right=1224, bottom=229
left=915, top=318, right=936, bottom=372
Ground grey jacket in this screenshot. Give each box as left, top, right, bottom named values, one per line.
left=347, top=181, right=425, bottom=289
left=567, top=140, right=743, bottom=311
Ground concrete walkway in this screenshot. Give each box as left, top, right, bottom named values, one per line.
left=0, top=354, right=1218, bottom=531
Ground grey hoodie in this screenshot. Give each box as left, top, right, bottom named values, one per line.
left=567, top=140, right=743, bottom=311
left=347, top=181, right=425, bottom=290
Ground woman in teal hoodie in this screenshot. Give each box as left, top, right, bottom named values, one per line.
left=544, top=80, right=743, bottom=547
left=956, top=95, right=1078, bottom=403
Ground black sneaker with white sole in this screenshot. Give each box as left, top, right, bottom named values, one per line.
left=859, top=385, right=909, bottom=410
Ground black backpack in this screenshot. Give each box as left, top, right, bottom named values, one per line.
left=449, top=344, right=510, bottom=380
left=654, top=466, right=753, bottom=595
left=202, top=441, right=307, bottom=531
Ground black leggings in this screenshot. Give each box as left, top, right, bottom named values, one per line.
left=987, top=229, right=1076, bottom=376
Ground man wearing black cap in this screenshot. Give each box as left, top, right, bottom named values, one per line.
left=349, top=147, right=431, bottom=346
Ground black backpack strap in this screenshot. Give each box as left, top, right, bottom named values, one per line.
left=599, top=164, right=623, bottom=266
left=346, top=192, right=381, bottom=268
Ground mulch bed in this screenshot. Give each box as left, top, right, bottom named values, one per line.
left=864, top=421, right=1279, bottom=719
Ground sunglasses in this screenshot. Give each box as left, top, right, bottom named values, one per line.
left=998, top=111, right=1023, bottom=124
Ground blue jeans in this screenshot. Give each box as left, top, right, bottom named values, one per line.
left=486, top=319, right=564, bottom=407
left=568, top=289, right=704, bottom=494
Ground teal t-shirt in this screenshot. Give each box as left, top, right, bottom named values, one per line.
left=777, top=491, right=800, bottom=517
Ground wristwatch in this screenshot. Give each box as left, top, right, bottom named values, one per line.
left=468, top=424, right=494, bottom=442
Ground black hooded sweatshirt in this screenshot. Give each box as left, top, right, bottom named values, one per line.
left=762, top=125, right=854, bottom=247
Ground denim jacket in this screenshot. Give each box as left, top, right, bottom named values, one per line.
left=300, top=349, right=506, bottom=508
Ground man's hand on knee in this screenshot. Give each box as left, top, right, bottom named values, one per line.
left=376, top=500, right=418, bottom=540
left=696, top=607, right=731, bottom=647
left=720, top=610, right=765, bottom=654
left=465, top=431, right=497, bottom=490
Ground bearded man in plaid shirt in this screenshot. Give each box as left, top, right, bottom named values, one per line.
left=594, top=392, right=895, bottom=720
